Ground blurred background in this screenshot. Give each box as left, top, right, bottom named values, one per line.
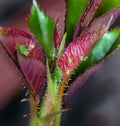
left=0, top=0, right=120, bottom=126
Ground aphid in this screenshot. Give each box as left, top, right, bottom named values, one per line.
left=0, top=27, right=43, bottom=62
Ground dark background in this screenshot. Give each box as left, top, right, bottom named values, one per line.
left=0, top=0, right=120, bottom=126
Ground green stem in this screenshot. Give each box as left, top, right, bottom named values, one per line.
left=29, top=93, right=39, bottom=126
left=38, top=91, right=62, bottom=126
left=29, top=58, right=64, bottom=126
left=29, top=89, right=64, bottom=126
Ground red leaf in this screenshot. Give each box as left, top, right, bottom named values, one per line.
left=18, top=54, right=46, bottom=95
left=0, top=27, right=44, bottom=62
left=0, top=27, right=46, bottom=95
left=58, top=7, right=120, bottom=80
left=63, top=39, right=120, bottom=107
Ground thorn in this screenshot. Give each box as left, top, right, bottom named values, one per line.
left=37, top=107, right=40, bottom=111
left=23, top=86, right=27, bottom=89
left=63, top=93, right=68, bottom=96
left=23, top=113, right=31, bottom=118
left=62, top=108, right=69, bottom=113
left=68, top=78, right=72, bottom=81
left=65, top=85, right=69, bottom=88
left=20, top=98, right=30, bottom=103
left=25, top=91, right=29, bottom=96
left=71, top=72, right=75, bottom=75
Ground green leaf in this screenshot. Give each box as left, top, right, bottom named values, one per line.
left=28, top=0, right=55, bottom=60
left=71, top=28, right=120, bottom=81
left=65, top=0, right=89, bottom=44
left=96, top=0, right=120, bottom=16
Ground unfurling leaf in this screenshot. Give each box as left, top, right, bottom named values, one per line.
left=28, top=0, right=55, bottom=60
left=59, top=7, right=120, bottom=82
left=74, top=0, right=103, bottom=38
